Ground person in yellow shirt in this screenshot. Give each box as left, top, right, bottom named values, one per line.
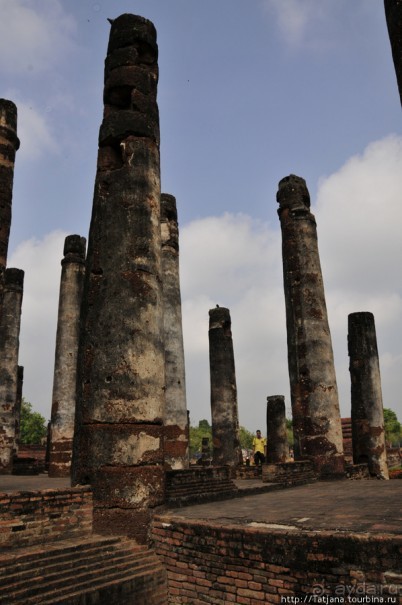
left=252, top=429, right=266, bottom=466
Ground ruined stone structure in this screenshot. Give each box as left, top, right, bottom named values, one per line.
left=266, top=395, right=289, bottom=463
left=384, top=0, right=402, bottom=107
left=348, top=312, right=389, bottom=479
left=0, top=99, right=19, bottom=317
left=277, top=175, right=344, bottom=477
left=72, top=14, right=165, bottom=542
left=0, top=268, right=24, bottom=473
left=49, top=235, right=86, bottom=478
left=14, top=365, right=23, bottom=454
left=160, top=193, right=188, bottom=470
left=208, top=307, right=242, bottom=467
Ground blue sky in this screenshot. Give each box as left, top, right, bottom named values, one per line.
left=3, top=0, right=402, bottom=433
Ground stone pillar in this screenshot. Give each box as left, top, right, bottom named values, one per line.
left=0, top=100, right=19, bottom=316
left=384, top=1, right=402, bottom=108
left=0, top=268, right=24, bottom=473
left=49, top=235, right=86, bottom=477
left=72, top=14, right=165, bottom=543
left=348, top=312, right=389, bottom=479
left=14, top=365, right=23, bottom=455
left=277, top=175, right=344, bottom=477
left=266, top=395, right=289, bottom=463
left=161, top=193, right=189, bottom=469
left=208, top=307, right=242, bottom=467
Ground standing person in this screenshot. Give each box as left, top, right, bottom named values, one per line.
left=252, top=430, right=266, bottom=466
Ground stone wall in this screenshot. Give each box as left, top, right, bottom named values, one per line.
left=152, top=517, right=402, bottom=604
left=262, top=460, right=317, bottom=486
left=0, top=486, right=92, bottom=550
left=165, top=466, right=238, bottom=507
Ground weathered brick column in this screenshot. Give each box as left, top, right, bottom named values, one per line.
left=348, top=312, right=389, bottom=479
left=49, top=235, right=86, bottom=477
left=384, top=1, right=402, bottom=107
left=0, top=100, right=19, bottom=316
left=266, top=395, right=289, bottom=463
left=72, top=14, right=165, bottom=542
left=208, top=307, right=242, bottom=467
left=277, top=175, right=344, bottom=477
left=0, top=268, right=24, bottom=473
left=161, top=193, right=189, bottom=469
left=14, top=365, right=23, bottom=454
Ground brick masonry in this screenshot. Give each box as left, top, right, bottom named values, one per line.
left=152, top=517, right=402, bottom=604
left=262, top=460, right=317, bottom=486
left=0, top=486, right=92, bottom=550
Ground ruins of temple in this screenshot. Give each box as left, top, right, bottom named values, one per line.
left=0, top=6, right=402, bottom=603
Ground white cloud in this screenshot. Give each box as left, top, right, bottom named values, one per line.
left=0, top=0, right=77, bottom=74
left=8, top=230, right=68, bottom=419
left=7, top=97, right=59, bottom=160
left=315, top=135, right=402, bottom=419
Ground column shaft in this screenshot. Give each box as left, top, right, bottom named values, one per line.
left=266, top=395, right=289, bottom=463
left=348, top=312, right=389, bottom=479
left=72, top=14, right=165, bottom=543
left=384, top=1, right=402, bottom=108
left=277, top=175, right=344, bottom=477
left=0, top=99, right=19, bottom=316
left=49, top=235, right=86, bottom=477
left=161, top=193, right=188, bottom=469
left=209, top=307, right=242, bottom=467
left=0, top=268, right=24, bottom=473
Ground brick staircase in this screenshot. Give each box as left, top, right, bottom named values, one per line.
left=166, top=466, right=239, bottom=507
left=0, top=534, right=167, bottom=605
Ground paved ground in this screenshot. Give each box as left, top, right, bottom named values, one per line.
left=166, top=479, right=402, bottom=535
left=2, top=475, right=401, bottom=535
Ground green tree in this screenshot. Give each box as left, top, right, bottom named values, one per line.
left=189, top=419, right=212, bottom=458
left=238, top=426, right=254, bottom=449
left=383, top=408, right=401, bottom=446
left=20, top=398, right=47, bottom=445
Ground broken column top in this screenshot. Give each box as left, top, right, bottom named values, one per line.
left=4, top=268, right=24, bottom=290
left=106, top=13, right=157, bottom=60
left=348, top=312, right=378, bottom=358
left=277, top=174, right=310, bottom=212
left=161, top=193, right=178, bottom=222
left=63, top=235, right=86, bottom=263
left=209, top=306, right=231, bottom=325
left=0, top=98, right=20, bottom=149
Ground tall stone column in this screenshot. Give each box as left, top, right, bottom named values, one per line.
left=208, top=307, right=242, bottom=467
left=161, top=193, right=189, bottom=469
left=0, top=268, right=24, bottom=473
left=14, top=365, right=23, bottom=455
left=49, top=235, right=86, bottom=477
left=348, top=312, right=389, bottom=479
left=277, top=175, right=344, bottom=477
left=384, top=1, right=402, bottom=108
left=266, top=395, right=289, bottom=463
left=0, top=100, right=19, bottom=316
left=72, top=14, right=165, bottom=542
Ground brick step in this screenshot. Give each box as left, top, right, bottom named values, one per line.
left=0, top=535, right=126, bottom=579
left=35, top=566, right=167, bottom=605
left=0, top=538, right=164, bottom=605
left=0, top=541, right=148, bottom=589
left=166, top=482, right=237, bottom=496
